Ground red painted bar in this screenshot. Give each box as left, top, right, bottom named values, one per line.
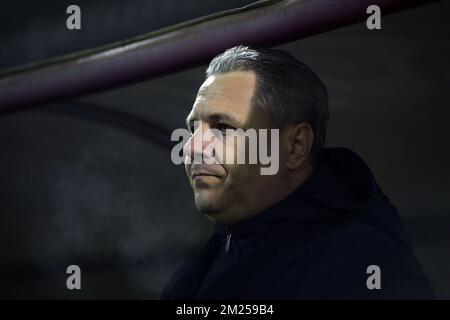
left=0, top=0, right=439, bottom=111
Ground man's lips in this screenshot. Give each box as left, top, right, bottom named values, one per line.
left=191, top=165, right=224, bottom=179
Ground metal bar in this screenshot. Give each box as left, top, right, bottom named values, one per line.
left=0, top=0, right=439, bottom=111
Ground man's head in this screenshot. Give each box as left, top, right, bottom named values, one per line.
left=183, top=46, right=329, bottom=225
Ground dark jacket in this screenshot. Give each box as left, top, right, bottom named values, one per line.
left=161, top=148, right=434, bottom=299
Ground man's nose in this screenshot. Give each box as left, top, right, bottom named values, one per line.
left=183, top=124, right=214, bottom=161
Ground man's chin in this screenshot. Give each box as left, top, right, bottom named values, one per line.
left=194, top=192, right=224, bottom=216
left=195, top=201, right=221, bottom=216
left=194, top=194, right=241, bottom=225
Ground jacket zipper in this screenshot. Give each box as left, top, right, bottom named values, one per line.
left=224, top=226, right=232, bottom=255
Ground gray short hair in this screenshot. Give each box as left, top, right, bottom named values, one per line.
left=205, top=45, right=329, bottom=152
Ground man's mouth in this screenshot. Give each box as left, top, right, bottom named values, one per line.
left=191, top=165, right=224, bottom=180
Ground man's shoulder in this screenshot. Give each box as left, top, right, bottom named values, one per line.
left=311, top=219, right=409, bottom=252
left=277, top=220, right=435, bottom=299
left=301, top=220, right=419, bottom=273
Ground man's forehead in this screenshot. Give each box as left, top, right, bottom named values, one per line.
left=198, top=71, right=256, bottom=93
left=190, top=71, right=257, bottom=120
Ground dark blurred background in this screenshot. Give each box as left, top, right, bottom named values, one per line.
left=0, top=1, right=449, bottom=299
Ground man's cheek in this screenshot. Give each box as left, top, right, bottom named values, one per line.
left=221, top=136, right=235, bottom=165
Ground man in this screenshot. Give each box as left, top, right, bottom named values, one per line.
left=161, top=46, right=434, bottom=299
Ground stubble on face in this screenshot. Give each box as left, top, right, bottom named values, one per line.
left=185, top=71, right=278, bottom=225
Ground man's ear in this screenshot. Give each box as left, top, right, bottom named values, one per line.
left=286, top=123, right=314, bottom=171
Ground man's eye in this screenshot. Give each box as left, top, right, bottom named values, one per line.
left=216, top=123, right=235, bottom=133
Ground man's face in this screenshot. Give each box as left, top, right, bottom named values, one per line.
left=183, top=71, right=285, bottom=225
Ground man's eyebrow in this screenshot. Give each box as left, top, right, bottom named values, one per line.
left=186, top=112, right=243, bottom=128
left=208, top=113, right=242, bottom=126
